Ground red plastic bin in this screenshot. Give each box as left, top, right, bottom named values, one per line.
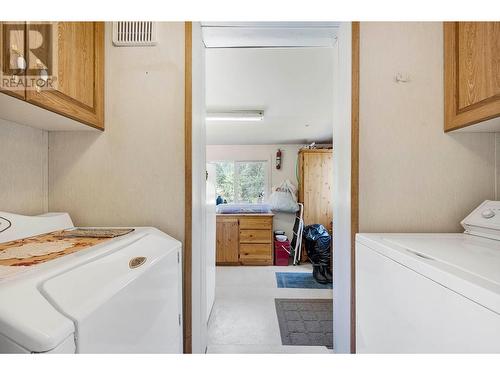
left=274, top=240, right=290, bottom=266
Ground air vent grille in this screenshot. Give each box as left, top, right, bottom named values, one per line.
left=112, top=22, right=157, bottom=46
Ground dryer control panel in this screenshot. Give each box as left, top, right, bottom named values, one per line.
left=461, top=200, right=500, bottom=240
left=0, top=217, right=11, bottom=234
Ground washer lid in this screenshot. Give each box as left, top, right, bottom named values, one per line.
left=0, top=280, right=75, bottom=352
left=41, top=233, right=180, bottom=322
left=40, top=232, right=181, bottom=353
left=356, top=233, right=500, bottom=314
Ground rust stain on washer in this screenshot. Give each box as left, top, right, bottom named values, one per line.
left=129, top=256, right=147, bottom=269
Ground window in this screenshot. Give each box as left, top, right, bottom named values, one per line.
left=212, top=161, right=268, bottom=204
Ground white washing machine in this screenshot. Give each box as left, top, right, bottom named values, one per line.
left=0, top=211, right=183, bottom=353
left=356, top=200, right=500, bottom=353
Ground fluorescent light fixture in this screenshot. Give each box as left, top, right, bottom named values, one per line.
left=206, top=110, right=264, bottom=122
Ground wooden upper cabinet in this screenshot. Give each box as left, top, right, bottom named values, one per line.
left=444, top=22, right=500, bottom=131
left=0, top=22, right=27, bottom=99
left=25, top=22, right=104, bottom=129
left=0, top=22, right=104, bottom=130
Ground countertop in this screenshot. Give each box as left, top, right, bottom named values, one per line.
left=216, top=213, right=275, bottom=217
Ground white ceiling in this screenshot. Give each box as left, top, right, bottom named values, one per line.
left=206, top=47, right=334, bottom=145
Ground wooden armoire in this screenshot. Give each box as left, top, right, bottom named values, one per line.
left=298, top=149, right=333, bottom=260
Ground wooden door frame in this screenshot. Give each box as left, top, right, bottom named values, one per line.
left=183, top=21, right=360, bottom=354
left=350, top=21, right=360, bottom=354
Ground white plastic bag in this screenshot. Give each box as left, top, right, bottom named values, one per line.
left=268, top=179, right=299, bottom=213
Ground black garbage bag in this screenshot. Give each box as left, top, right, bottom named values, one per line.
left=303, top=224, right=331, bottom=265
left=303, top=224, right=332, bottom=284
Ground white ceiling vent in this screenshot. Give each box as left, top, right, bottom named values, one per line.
left=112, top=22, right=158, bottom=46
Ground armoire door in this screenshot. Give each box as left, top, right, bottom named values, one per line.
left=301, top=150, right=333, bottom=229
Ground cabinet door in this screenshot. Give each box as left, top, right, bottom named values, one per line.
left=216, top=217, right=239, bottom=264
left=0, top=22, right=26, bottom=99
left=25, top=22, right=104, bottom=129
left=444, top=22, right=500, bottom=131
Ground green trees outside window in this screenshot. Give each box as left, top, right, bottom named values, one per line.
left=212, top=161, right=267, bottom=204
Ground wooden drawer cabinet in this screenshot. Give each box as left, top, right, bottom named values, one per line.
left=239, top=244, right=272, bottom=263
left=0, top=21, right=104, bottom=130
left=444, top=22, right=500, bottom=131
left=216, top=214, right=274, bottom=266
left=239, top=217, right=272, bottom=230
left=239, top=229, right=272, bottom=244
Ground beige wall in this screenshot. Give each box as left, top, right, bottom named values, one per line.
left=359, top=22, right=496, bottom=233
left=48, top=22, right=185, bottom=240
left=206, top=144, right=303, bottom=237
left=0, top=119, right=48, bottom=214
left=4, top=21, right=498, bottom=241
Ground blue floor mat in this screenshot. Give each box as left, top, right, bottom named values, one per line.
left=275, top=272, right=332, bottom=289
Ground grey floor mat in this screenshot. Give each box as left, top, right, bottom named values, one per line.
left=275, top=298, right=333, bottom=349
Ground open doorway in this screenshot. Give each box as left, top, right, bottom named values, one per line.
left=187, top=22, right=356, bottom=354
left=204, top=23, right=336, bottom=354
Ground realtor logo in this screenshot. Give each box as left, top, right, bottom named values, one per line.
left=1, top=22, right=57, bottom=91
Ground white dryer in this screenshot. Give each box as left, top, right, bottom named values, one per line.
left=0, top=212, right=183, bottom=353
left=356, top=200, right=500, bottom=353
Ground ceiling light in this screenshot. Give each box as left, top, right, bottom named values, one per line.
left=206, top=110, right=264, bottom=122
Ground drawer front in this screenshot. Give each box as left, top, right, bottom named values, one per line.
left=239, top=217, right=273, bottom=230
left=239, top=229, right=272, bottom=243
left=239, top=244, right=272, bottom=264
